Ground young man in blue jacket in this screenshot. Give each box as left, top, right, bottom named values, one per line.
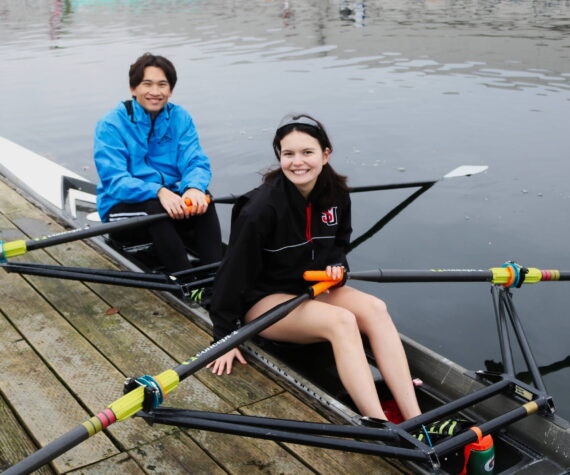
left=94, top=53, right=222, bottom=275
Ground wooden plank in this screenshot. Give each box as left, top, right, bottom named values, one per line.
left=0, top=311, right=118, bottom=473
left=11, top=253, right=232, bottom=414
left=0, top=218, right=232, bottom=414
left=66, top=453, right=143, bottom=474
left=0, top=258, right=171, bottom=450
left=186, top=419, right=314, bottom=474
left=0, top=179, right=285, bottom=410
left=0, top=393, right=54, bottom=474
left=241, top=393, right=408, bottom=474
left=128, top=430, right=225, bottom=475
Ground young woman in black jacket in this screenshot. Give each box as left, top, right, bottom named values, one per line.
left=208, top=114, right=421, bottom=421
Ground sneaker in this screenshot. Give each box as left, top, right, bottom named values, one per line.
left=187, top=287, right=213, bottom=310
left=414, top=417, right=470, bottom=445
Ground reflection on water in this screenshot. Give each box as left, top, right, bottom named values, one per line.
left=1, top=0, right=569, bottom=419
left=485, top=355, right=570, bottom=385
left=1, top=0, right=568, bottom=94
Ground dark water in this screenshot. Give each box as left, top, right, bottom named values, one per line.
left=1, top=0, right=569, bottom=420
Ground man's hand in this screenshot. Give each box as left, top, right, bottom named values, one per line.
left=181, top=188, right=209, bottom=216
left=158, top=187, right=190, bottom=219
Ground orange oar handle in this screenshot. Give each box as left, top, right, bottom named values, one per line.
left=310, top=279, right=341, bottom=297
left=184, top=195, right=212, bottom=213
left=303, top=269, right=344, bottom=282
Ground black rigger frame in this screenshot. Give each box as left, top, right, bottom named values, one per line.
left=0, top=261, right=218, bottom=299
left=131, top=285, right=555, bottom=472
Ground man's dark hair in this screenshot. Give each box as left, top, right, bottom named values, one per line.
left=129, top=53, right=178, bottom=89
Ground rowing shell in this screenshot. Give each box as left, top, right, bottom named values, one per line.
left=0, top=136, right=568, bottom=474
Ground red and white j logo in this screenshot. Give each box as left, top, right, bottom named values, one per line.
left=321, top=207, right=338, bottom=226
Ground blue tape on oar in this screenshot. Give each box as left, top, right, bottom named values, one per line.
left=0, top=241, right=6, bottom=263
left=502, top=261, right=527, bottom=288
left=136, top=375, right=165, bottom=410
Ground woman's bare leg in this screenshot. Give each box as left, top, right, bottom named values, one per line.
left=245, top=294, right=387, bottom=419
left=318, top=286, right=421, bottom=420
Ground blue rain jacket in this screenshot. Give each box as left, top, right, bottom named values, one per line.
left=94, top=99, right=212, bottom=221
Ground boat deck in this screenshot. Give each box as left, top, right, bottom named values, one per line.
left=0, top=176, right=408, bottom=474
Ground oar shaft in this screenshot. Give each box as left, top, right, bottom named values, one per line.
left=1, top=198, right=209, bottom=259
left=351, top=268, right=570, bottom=284
left=211, top=181, right=438, bottom=205
left=0, top=214, right=169, bottom=260
left=174, top=294, right=309, bottom=379
left=26, top=213, right=166, bottom=252
left=348, top=180, right=435, bottom=193
left=213, top=169, right=480, bottom=205
left=350, top=268, right=493, bottom=283
left=2, top=425, right=89, bottom=475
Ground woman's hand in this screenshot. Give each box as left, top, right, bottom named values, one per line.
left=325, top=265, right=344, bottom=281
left=206, top=348, right=247, bottom=375
left=322, top=265, right=344, bottom=293
left=181, top=188, right=209, bottom=216
left=158, top=187, right=189, bottom=219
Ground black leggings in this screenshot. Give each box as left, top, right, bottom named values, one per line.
left=108, top=198, right=223, bottom=274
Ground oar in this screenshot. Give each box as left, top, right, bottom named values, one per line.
left=2, top=279, right=337, bottom=475
left=0, top=166, right=487, bottom=261
left=304, top=264, right=570, bottom=287
left=212, top=165, right=489, bottom=205
left=0, top=198, right=207, bottom=261
left=348, top=165, right=488, bottom=252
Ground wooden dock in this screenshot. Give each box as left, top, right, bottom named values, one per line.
left=0, top=176, right=407, bottom=474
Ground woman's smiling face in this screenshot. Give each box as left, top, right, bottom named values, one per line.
left=279, top=130, right=330, bottom=198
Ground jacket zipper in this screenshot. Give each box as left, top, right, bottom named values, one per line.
left=146, top=114, right=165, bottom=185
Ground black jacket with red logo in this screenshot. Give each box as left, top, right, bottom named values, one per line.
left=210, top=172, right=351, bottom=341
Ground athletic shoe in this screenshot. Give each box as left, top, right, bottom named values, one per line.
left=187, top=287, right=213, bottom=310
left=414, top=417, right=470, bottom=445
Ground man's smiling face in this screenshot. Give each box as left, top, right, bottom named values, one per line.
left=130, top=66, right=172, bottom=113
